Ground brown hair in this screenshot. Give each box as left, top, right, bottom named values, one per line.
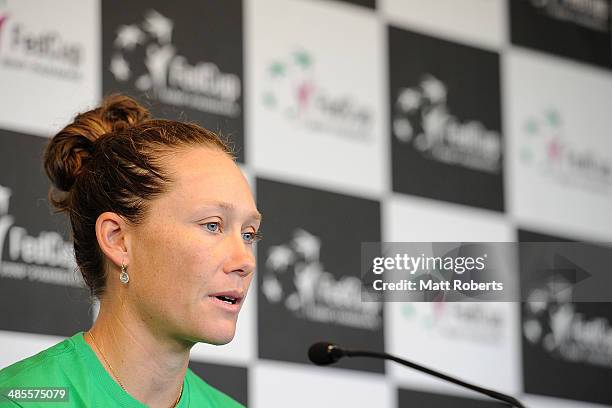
left=44, top=94, right=233, bottom=299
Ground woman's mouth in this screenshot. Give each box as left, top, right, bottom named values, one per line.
left=215, top=295, right=239, bottom=305
left=208, top=291, right=244, bottom=311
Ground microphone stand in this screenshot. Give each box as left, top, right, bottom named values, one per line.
left=345, top=348, right=526, bottom=408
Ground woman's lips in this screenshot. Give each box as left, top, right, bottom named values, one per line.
left=208, top=290, right=244, bottom=312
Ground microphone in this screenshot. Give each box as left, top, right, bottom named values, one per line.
left=307, top=342, right=526, bottom=408
left=308, top=342, right=345, bottom=365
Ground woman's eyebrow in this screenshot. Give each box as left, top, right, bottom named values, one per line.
left=200, top=200, right=263, bottom=222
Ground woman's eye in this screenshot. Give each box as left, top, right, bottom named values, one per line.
left=203, top=222, right=221, bottom=233
left=243, top=231, right=262, bottom=244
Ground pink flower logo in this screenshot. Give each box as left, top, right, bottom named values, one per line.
left=0, top=15, right=9, bottom=50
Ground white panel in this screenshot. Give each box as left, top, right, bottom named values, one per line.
left=505, top=48, right=612, bottom=241
left=383, top=195, right=521, bottom=396
left=0, top=0, right=100, bottom=136
left=246, top=0, right=388, bottom=197
left=251, top=360, right=394, bottom=408
left=384, top=194, right=514, bottom=243
left=381, top=0, right=507, bottom=50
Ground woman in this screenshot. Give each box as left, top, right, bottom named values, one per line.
left=0, top=95, right=261, bottom=407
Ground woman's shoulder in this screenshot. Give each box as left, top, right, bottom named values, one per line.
left=185, top=368, right=245, bottom=408
left=0, top=332, right=84, bottom=387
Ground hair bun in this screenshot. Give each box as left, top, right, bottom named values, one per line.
left=44, top=94, right=150, bottom=208
left=99, top=93, right=151, bottom=133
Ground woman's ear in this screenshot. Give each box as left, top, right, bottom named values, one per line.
left=95, top=212, right=130, bottom=268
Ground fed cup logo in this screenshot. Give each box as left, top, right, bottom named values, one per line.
left=401, top=302, right=504, bottom=344
left=262, top=49, right=373, bottom=141
left=521, top=108, right=612, bottom=193
left=0, top=184, right=78, bottom=287
left=523, top=276, right=612, bottom=367
left=109, top=10, right=241, bottom=117
left=529, top=0, right=610, bottom=31
left=0, top=12, right=83, bottom=79
left=393, top=74, right=502, bottom=173
left=261, top=228, right=382, bottom=330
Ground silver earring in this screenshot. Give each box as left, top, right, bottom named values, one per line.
left=119, top=263, right=129, bottom=284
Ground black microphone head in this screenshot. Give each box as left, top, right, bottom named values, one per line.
left=308, top=342, right=344, bottom=366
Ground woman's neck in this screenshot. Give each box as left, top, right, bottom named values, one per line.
left=85, top=298, right=192, bottom=408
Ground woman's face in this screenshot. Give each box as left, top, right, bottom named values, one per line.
left=127, top=146, right=261, bottom=345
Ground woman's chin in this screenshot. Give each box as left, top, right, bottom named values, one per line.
left=205, top=333, right=235, bottom=346
left=197, top=323, right=237, bottom=345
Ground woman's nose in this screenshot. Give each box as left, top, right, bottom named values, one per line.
left=222, top=233, right=256, bottom=277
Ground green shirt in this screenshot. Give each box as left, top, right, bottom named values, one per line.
left=0, top=332, right=244, bottom=407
